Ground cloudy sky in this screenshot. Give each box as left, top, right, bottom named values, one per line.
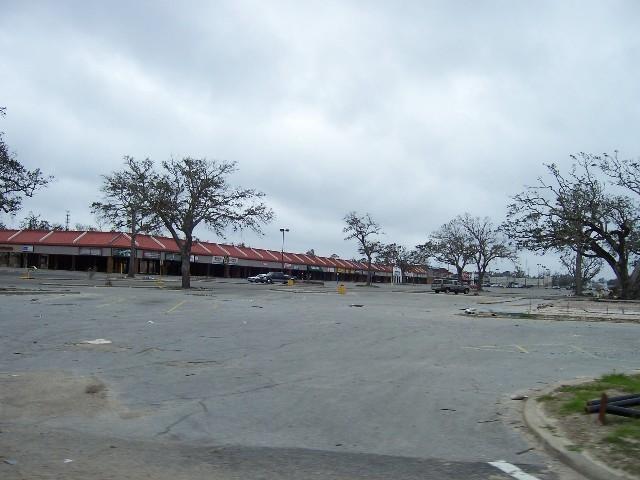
left=2, top=0, right=639, bottom=274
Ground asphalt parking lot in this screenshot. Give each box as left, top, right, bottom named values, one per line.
left=1, top=270, right=637, bottom=479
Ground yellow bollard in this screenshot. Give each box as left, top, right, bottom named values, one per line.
left=337, top=284, right=346, bottom=295
left=287, top=279, right=294, bottom=286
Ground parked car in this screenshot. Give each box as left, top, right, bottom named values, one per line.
left=264, top=271, right=293, bottom=284
left=247, top=273, right=267, bottom=283
left=431, top=279, right=470, bottom=294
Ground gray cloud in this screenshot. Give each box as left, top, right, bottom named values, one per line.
left=2, top=0, right=640, bottom=274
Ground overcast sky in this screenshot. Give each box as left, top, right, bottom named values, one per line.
left=2, top=0, right=640, bottom=275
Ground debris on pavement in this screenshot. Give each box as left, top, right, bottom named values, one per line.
left=81, top=339, right=112, bottom=345
left=349, top=304, right=364, bottom=308
left=510, top=394, right=528, bottom=400
left=63, top=458, right=73, bottom=463
left=3, top=459, right=17, bottom=465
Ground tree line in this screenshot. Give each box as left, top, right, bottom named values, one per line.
left=343, top=211, right=514, bottom=289
left=3, top=106, right=640, bottom=294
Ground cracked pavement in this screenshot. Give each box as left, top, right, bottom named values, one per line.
left=2, top=273, right=631, bottom=478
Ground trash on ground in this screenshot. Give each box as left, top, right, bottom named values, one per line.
left=464, top=308, right=477, bottom=314
left=510, top=394, right=528, bottom=400
left=3, top=459, right=17, bottom=465
left=147, top=320, right=155, bottom=324
left=63, top=459, right=73, bottom=463
left=349, top=304, right=364, bottom=307
left=81, top=339, right=112, bottom=345
left=251, top=305, right=263, bottom=308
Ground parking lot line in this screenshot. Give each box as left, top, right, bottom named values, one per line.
left=96, top=297, right=125, bottom=309
left=462, top=345, right=519, bottom=353
left=570, top=345, right=598, bottom=358
left=166, top=300, right=186, bottom=314
left=488, top=460, right=541, bottom=480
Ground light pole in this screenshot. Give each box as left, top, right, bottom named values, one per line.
left=280, top=228, right=289, bottom=272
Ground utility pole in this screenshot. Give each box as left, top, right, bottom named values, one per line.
left=65, top=210, right=70, bottom=231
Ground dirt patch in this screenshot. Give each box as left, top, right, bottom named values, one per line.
left=0, top=372, right=114, bottom=420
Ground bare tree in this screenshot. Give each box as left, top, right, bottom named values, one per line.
left=505, top=157, right=640, bottom=298
left=559, top=250, right=603, bottom=286
left=92, top=156, right=161, bottom=278
left=377, top=243, right=418, bottom=282
left=1, top=108, right=52, bottom=217
left=460, top=214, right=515, bottom=290
left=19, top=211, right=64, bottom=230
left=149, top=157, right=273, bottom=289
left=74, top=223, right=100, bottom=231
left=417, top=217, right=475, bottom=282
left=343, top=211, right=383, bottom=286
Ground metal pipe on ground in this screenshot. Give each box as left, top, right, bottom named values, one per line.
left=585, top=396, right=640, bottom=413
left=587, top=393, right=640, bottom=406
left=606, top=405, right=640, bottom=418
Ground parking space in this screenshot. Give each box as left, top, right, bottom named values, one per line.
left=1, top=274, right=630, bottom=478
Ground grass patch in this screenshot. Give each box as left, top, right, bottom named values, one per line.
left=605, top=420, right=640, bottom=444
left=548, top=373, right=640, bottom=416
left=540, top=372, right=640, bottom=477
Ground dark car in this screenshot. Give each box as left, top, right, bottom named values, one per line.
left=264, top=271, right=292, bottom=284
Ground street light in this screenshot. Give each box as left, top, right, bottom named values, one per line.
left=280, top=228, right=289, bottom=272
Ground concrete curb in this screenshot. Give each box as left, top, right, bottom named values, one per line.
left=523, top=380, right=638, bottom=480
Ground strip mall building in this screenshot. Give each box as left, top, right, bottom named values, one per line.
left=0, top=229, right=434, bottom=283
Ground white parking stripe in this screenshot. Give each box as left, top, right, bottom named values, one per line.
left=488, top=460, right=541, bottom=480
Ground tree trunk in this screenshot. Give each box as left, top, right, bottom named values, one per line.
left=575, top=247, right=583, bottom=296
left=366, top=256, right=372, bottom=286
left=477, top=272, right=485, bottom=291
left=128, top=210, right=137, bottom=278
left=616, top=261, right=632, bottom=299
left=179, top=240, right=192, bottom=289
left=456, top=266, right=464, bottom=282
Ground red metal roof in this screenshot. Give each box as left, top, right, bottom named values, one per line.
left=0, top=229, right=426, bottom=274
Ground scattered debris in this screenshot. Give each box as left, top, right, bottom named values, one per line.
left=464, top=308, right=477, bottom=314
left=147, top=320, right=155, bottom=324
left=3, top=459, right=17, bottom=465
left=440, top=408, right=457, bottom=411
left=63, top=459, right=73, bottom=463
left=251, top=305, right=263, bottom=308
left=82, top=339, right=112, bottom=345
left=349, top=304, right=364, bottom=308
left=510, top=394, right=528, bottom=400
left=516, top=447, right=535, bottom=455
left=477, top=419, right=499, bottom=424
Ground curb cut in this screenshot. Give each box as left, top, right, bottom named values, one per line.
left=523, top=380, right=638, bottom=480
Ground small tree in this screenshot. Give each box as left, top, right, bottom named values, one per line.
left=418, top=217, right=475, bottom=282
left=460, top=213, right=515, bottom=290
left=149, top=157, right=273, bottom=289
left=559, top=250, right=603, bottom=286
left=0, top=108, right=52, bottom=217
left=343, top=212, right=383, bottom=286
left=92, top=156, right=161, bottom=278
left=19, top=212, right=64, bottom=230
left=377, top=243, right=418, bottom=282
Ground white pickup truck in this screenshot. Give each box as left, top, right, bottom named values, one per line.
left=431, top=279, right=470, bottom=294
